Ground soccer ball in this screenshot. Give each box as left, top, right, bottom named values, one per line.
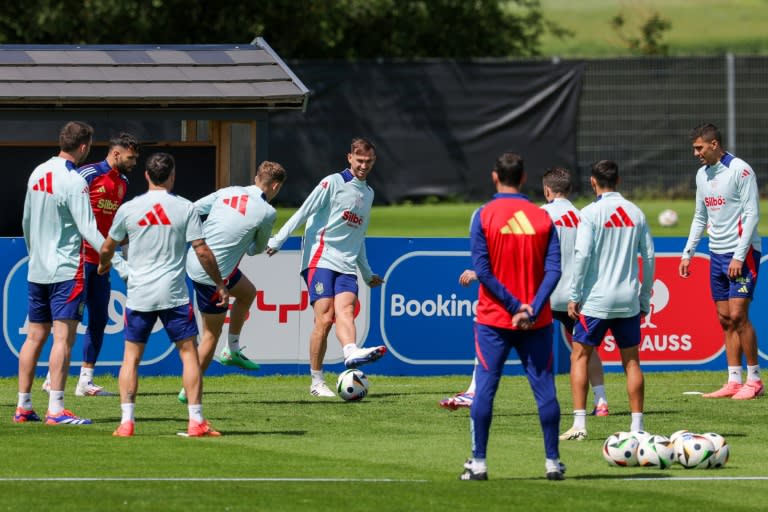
left=658, top=208, right=679, bottom=227
left=701, top=433, right=730, bottom=468
left=675, top=434, right=715, bottom=469
left=630, top=430, right=652, bottom=446
left=637, top=435, right=675, bottom=469
left=602, top=432, right=639, bottom=467
left=336, top=369, right=369, bottom=401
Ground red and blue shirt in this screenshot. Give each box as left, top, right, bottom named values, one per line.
left=470, top=192, right=561, bottom=330
left=78, top=160, right=129, bottom=264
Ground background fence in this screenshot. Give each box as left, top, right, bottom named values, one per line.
left=574, top=54, right=768, bottom=198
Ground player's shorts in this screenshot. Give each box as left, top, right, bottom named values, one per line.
left=572, top=313, right=641, bottom=350
left=124, top=304, right=198, bottom=344
left=192, top=269, right=243, bottom=314
left=301, top=267, right=358, bottom=304
left=28, top=280, right=86, bottom=323
left=710, top=250, right=760, bottom=301
left=552, top=309, right=575, bottom=334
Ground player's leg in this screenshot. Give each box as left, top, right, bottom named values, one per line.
left=332, top=273, right=386, bottom=369
left=114, top=308, right=155, bottom=436
left=217, top=274, right=259, bottom=370
left=308, top=297, right=335, bottom=396
left=588, top=350, right=609, bottom=415
left=198, top=311, right=226, bottom=373
left=77, top=264, right=112, bottom=396
left=730, top=298, right=763, bottom=400
left=461, top=323, right=511, bottom=480
left=15, top=307, right=50, bottom=423
left=704, top=254, right=744, bottom=397
left=612, top=314, right=644, bottom=432
left=515, top=325, right=565, bottom=480
left=439, top=364, right=476, bottom=410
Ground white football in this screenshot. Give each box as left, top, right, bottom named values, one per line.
left=675, top=434, right=716, bottom=469
left=701, top=432, right=730, bottom=468
left=602, top=432, right=639, bottom=467
left=637, top=435, right=674, bottom=469
left=658, top=208, right=679, bottom=227
left=336, top=369, right=369, bottom=401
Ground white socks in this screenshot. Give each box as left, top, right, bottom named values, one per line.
left=79, top=366, right=94, bottom=384
left=121, top=403, right=135, bottom=424
left=311, top=369, right=324, bottom=384
left=631, top=412, right=644, bottom=432
left=728, top=366, right=743, bottom=384
left=48, top=390, right=64, bottom=415
left=747, top=365, right=761, bottom=382
left=572, top=409, right=587, bottom=429
left=342, top=343, right=357, bottom=359
left=228, top=334, right=241, bottom=353
left=17, top=392, right=32, bottom=410
left=188, top=404, right=204, bottom=423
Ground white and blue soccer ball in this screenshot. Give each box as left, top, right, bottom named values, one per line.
left=701, top=433, right=730, bottom=468
left=336, top=369, right=369, bottom=401
left=602, top=432, right=639, bottom=467
left=658, top=208, right=679, bottom=227
left=675, top=434, right=716, bottom=469
left=637, top=435, right=675, bottom=469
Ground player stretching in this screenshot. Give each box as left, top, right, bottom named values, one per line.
left=267, top=138, right=386, bottom=398
left=100, top=153, right=228, bottom=437
left=42, top=133, right=140, bottom=396
left=460, top=152, right=565, bottom=481
left=16, top=121, right=126, bottom=426
left=178, top=161, right=286, bottom=404
left=561, top=160, right=654, bottom=440
left=680, top=123, right=763, bottom=400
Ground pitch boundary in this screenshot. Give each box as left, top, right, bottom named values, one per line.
left=624, top=476, right=768, bottom=481
left=0, top=477, right=429, bottom=483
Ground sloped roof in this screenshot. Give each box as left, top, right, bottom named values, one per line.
left=0, top=37, right=309, bottom=119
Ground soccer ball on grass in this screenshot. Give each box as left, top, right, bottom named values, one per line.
left=602, top=432, right=639, bottom=467
left=336, top=369, right=369, bottom=401
left=637, top=435, right=675, bottom=469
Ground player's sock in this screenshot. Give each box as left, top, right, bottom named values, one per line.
left=310, top=369, right=324, bottom=384
left=227, top=333, right=241, bottom=353
left=747, top=365, right=761, bottom=382
left=342, top=343, right=357, bottom=359
left=469, top=457, right=487, bottom=473
left=17, top=392, right=32, bottom=410
left=573, top=409, right=587, bottom=429
left=728, top=366, right=743, bottom=384
left=592, top=385, right=607, bottom=405
left=48, top=391, right=65, bottom=415
left=188, top=404, right=204, bottom=423
left=630, top=412, right=644, bottom=432
left=466, top=368, right=477, bottom=394
left=79, top=366, right=94, bottom=385
left=120, top=403, right=135, bottom=424
left=545, top=458, right=562, bottom=473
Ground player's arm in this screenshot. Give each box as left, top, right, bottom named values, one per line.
left=267, top=178, right=330, bottom=255
left=192, top=239, right=229, bottom=307
left=469, top=208, right=521, bottom=315
left=568, top=212, right=595, bottom=319
left=528, top=224, right=562, bottom=322
left=22, top=188, right=32, bottom=251
left=732, top=164, right=760, bottom=264
left=355, top=238, right=383, bottom=286
left=193, top=190, right=218, bottom=217
left=638, top=216, right=656, bottom=316
left=247, top=210, right=276, bottom=256
left=680, top=179, right=707, bottom=277
left=98, top=236, right=119, bottom=275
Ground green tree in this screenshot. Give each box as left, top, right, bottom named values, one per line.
left=0, top=0, right=567, bottom=58
left=611, top=8, right=672, bottom=56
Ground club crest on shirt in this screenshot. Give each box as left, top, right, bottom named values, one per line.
left=314, top=281, right=324, bottom=295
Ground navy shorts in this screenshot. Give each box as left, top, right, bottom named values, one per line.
left=124, top=304, right=198, bottom=344
left=28, top=279, right=86, bottom=323
left=192, top=268, right=242, bottom=314
left=301, top=267, right=358, bottom=304
left=710, top=250, right=760, bottom=301
left=572, top=313, right=641, bottom=349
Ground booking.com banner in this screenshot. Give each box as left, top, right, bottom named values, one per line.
left=2, top=236, right=768, bottom=377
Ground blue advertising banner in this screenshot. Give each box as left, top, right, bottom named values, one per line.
left=1, top=236, right=767, bottom=378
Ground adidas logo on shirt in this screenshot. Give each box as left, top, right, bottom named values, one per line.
left=138, top=204, right=172, bottom=226
left=222, top=194, right=249, bottom=215
left=554, top=211, right=579, bottom=228
left=500, top=211, right=535, bottom=235
left=32, top=172, right=53, bottom=194
left=604, top=206, right=635, bottom=228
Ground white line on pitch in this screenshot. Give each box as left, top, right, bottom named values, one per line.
left=624, top=476, right=768, bottom=481
left=0, top=477, right=429, bottom=483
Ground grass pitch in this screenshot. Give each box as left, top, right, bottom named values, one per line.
left=1, top=371, right=766, bottom=511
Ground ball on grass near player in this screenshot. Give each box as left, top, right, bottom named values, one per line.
left=701, top=433, right=730, bottom=468
left=658, top=208, right=679, bottom=227
left=675, top=434, right=716, bottom=469
left=602, top=432, right=640, bottom=467
left=630, top=430, right=652, bottom=446
left=637, top=435, right=675, bottom=469
left=336, top=369, right=369, bottom=401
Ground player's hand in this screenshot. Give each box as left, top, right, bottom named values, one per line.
left=368, top=275, right=384, bottom=288
left=512, top=304, right=533, bottom=329
left=214, top=284, right=230, bottom=308
left=97, top=262, right=111, bottom=275
left=458, top=269, right=477, bottom=287
left=728, top=258, right=744, bottom=280
left=679, top=258, right=691, bottom=278
left=567, top=301, right=580, bottom=320
left=265, top=246, right=278, bottom=257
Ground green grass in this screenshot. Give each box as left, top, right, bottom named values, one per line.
left=539, top=0, right=768, bottom=57
left=276, top=199, right=768, bottom=238
left=1, top=372, right=766, bottom=511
